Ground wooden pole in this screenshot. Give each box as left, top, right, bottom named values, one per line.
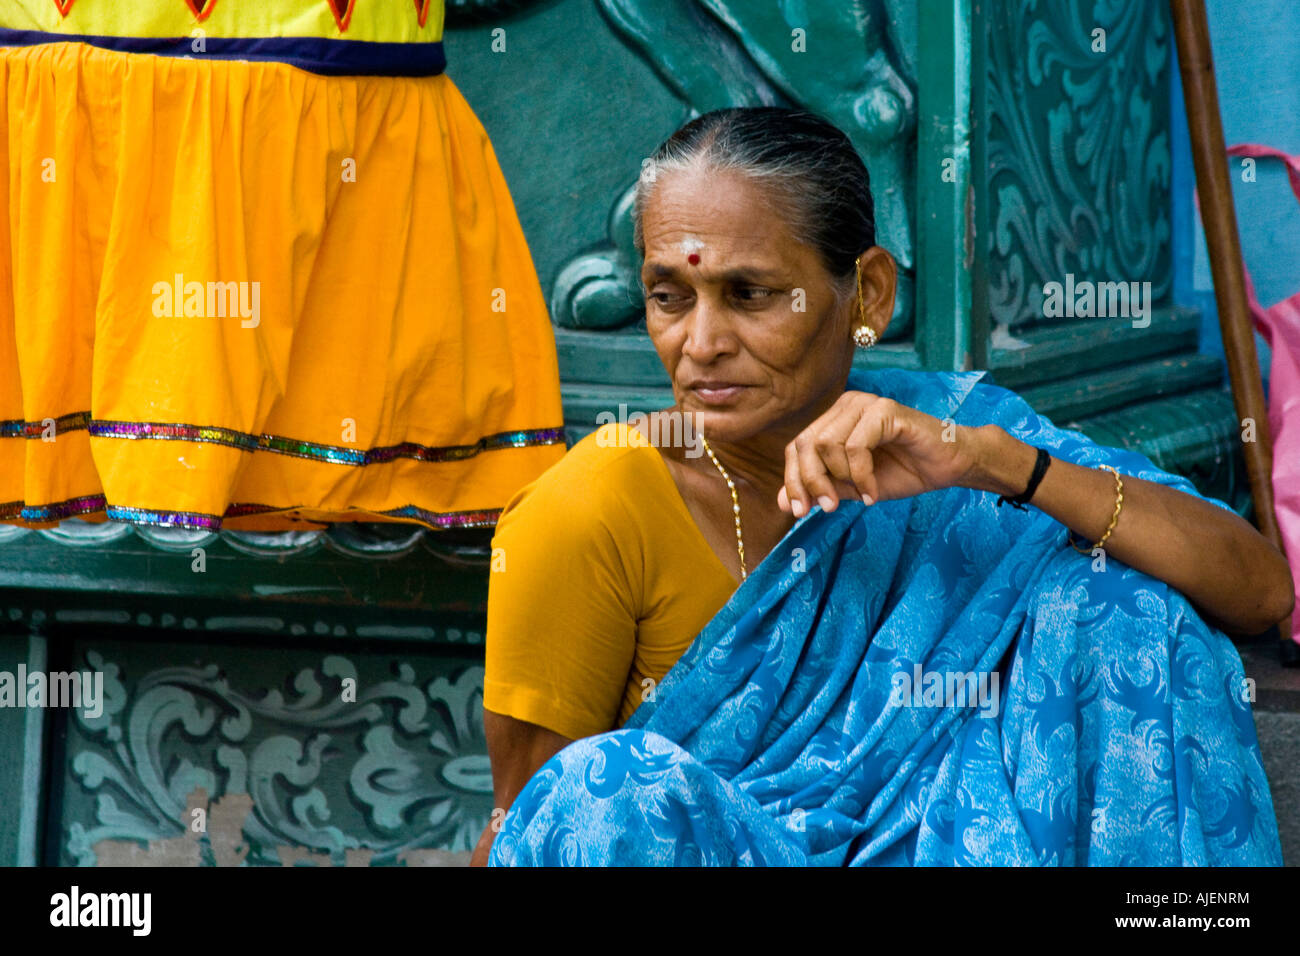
left=1169, top=0, right=1294, bottom=652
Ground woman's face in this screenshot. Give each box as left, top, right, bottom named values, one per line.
left=640, top=166, right=894, bottom=445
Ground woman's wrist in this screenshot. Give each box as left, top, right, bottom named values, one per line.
left=962, top=425, right=1042, bottom=498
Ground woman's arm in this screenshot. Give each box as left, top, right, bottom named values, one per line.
left=469, top=710, right=571, bottom=867
left=777, top=390, right=1294, bottom=638
left=965, top=423, right=1295, bottom=636
left=474, top=427, right=651, bottom=865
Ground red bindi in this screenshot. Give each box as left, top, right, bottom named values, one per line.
left=687, top=253, right=700, bottom=265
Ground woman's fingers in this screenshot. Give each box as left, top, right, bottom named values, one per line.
left=797, top=424, right=857, bottom=512
left=784, top=395, right=873, bottom=514
left=779, top=457, right=859, bottom=515
left=845, top=412, right=882, bottom=504
left=782, top=438, right=813, bottom=516
left=778, top=393, right=952, bottom=514
left=811, top=421, right=860, bottom=511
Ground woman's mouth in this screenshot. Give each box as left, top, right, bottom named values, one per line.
left=690, top=383, right=747, bottom=405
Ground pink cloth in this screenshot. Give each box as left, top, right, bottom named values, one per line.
left=1219, top=144, right=1300, bottom=641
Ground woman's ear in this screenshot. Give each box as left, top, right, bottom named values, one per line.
left=856, top=246, right=897, bottom=338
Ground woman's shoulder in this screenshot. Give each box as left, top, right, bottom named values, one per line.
left=493, top=423, right=666, bottom=539
left=540, top=422, right=666, bottom=491
left=847, top=366, right=1008, bottom=422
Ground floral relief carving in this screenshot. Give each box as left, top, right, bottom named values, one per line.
left=64, top=652, right=490, bottom=866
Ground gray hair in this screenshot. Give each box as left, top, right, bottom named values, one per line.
left=632, top=107, right=877, bottom=306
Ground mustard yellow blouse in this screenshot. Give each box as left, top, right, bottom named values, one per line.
left=483, top=423, right=738, bottom=741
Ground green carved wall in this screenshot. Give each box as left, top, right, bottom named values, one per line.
left=0, top=0, right=1250, bottom=866
left=52, top=635, right=489, bottom=865
left=967, top=0, right=1244, bottom=512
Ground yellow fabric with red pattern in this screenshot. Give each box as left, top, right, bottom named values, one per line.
left=1, top=0, right=444, bottom=43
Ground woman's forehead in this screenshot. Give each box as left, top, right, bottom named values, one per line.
left=643, top=185, right=802, bottom=259
left=645, top=166, right=786, bottom=223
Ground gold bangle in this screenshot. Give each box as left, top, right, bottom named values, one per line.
left=1069, top=464, right=1124, bottom=554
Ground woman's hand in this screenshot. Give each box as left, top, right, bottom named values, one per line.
left=778, top=390, right=980, bottom=515
left=777, top=393, right=1295, bottom=634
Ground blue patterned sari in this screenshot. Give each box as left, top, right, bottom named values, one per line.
left=489, top=368, right=1283, bottom=866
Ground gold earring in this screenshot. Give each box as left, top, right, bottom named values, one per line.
left=853, top=324, right=878, bottom=349
left=853, top=254, right=877, bottom=349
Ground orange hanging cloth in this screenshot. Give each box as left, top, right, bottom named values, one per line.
left=0, top=0, right=566, bottom=531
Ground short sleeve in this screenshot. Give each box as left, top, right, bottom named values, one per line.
left=483, top=435, right=644, bottom=741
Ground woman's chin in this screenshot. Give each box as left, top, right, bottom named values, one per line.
left=673, top=390, right=779, bottom=445
left=684, top=408, right=761, bottom=445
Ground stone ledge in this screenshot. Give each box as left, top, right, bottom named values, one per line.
left=1239, top=632, right=1300, bottom=714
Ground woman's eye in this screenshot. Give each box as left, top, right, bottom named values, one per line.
left=733, top=287, right=774, bottom=302
left=649, top=291, right=686, bottom=308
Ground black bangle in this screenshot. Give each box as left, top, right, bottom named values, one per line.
left=996, top=447, right=1050, bottom=511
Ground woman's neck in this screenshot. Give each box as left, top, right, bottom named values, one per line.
left=690, top=384, right=843, bottom=496
left=697, top=431, right=790, bottom=500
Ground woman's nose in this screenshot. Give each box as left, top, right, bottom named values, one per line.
left=681, top=299, right=736, bottom=361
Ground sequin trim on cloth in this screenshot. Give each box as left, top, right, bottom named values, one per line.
left=4, top=495, right=503, bottom=530
left=0, top=494, right=109, bottom=523
left=1, top=413, right=565, bottom=464
left=225, top=502, right=501, bottom=529
left=0, top=411, right=92, bottom=438
left=104, top=504, right=225, bottom=530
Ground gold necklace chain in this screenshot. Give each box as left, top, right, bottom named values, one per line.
left=699, top=434, right=746, bottom=580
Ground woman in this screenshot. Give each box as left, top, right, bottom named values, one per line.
left=475, top=108, right=1292, bottom=866
left=0, top=1, right=564, bottom=531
